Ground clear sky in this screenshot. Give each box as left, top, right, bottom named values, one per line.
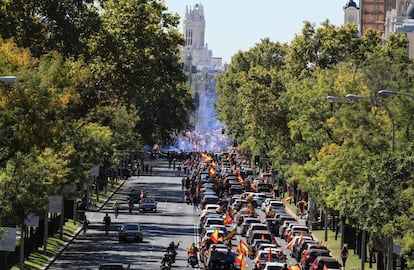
left=164, top=0, right=347, bottom=63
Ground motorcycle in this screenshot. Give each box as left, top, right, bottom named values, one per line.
left=161, top=252, right=173, bottom=270
left=187, top=254, right=198, bottom=268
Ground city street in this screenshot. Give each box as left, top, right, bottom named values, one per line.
left=48, top=159, right=201, bottom=270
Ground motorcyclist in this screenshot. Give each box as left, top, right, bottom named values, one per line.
left=167, top=241, right=180, bottom=263
left=113, top=200, right=120, bottom=218
left=187, top=242, right=199, bottom=267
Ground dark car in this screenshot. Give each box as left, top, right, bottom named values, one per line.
left=301, top=249, right=331, bottom=270
left=309, top=256, right=342, bottom=270
left=118, top=223, right=143, bottom=243
left=139, top=197, right=157, bottom=212
left=98, top=263, right=125, bottom=270
left=128, top=189, right=141, bottom=204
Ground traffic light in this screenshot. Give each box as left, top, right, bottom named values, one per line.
left=254, top=155, right=260, bottom=166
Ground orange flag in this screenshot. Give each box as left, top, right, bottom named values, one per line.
left=210, top=227, right=219, bottom=244
left=323, top=264, right=329, bottom=270
left=298, top=232, right=304, bottom=244
left=268, top=248, right=273, bottom=262
left=285, top=238, right=295, bottom=250
left=261, top=234, right=266, bottom=240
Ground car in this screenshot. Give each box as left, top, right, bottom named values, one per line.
left=235, top=208, right=255, bottom=225
left=240, top=218, right=261, bottom=236
left=309, top=256, right=342, bottom=270
left=98, top=263, right=127, bottom=270
left=246, top=223, right=269, bottom=239
left=118, top=223, right=143, bottom=243
left=261, top=261, right=286, bottom=270
left=253, top=248, right=286, bottom=270
left=204, top=243, right=236, bottom=269
left=139, top=197, right=157, bottom=212
left=128, top=189, right=141, bottom=203
left=301, top=248, right=332, bottom=270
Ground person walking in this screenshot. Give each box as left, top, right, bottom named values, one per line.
left=340, top=245, right=349, bottom=268
left=103, top=213, right=111, bottom=236
left=82, top=216, right=89, bottom=234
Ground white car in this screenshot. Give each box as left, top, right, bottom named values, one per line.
left=263, top=261, right=286, bottom=270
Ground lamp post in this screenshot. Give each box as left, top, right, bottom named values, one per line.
left=326, top=94, right=397, bottom=270
left=377, top=89, right=414, bottom=270
left=330, top=93, right=397, bottom=270
left=0, top=76, right=18, bottom=83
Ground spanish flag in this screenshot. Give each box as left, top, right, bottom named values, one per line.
left=268, top=248, right=273, bottom=262
left=210, top=227, right=219, bottom=244
left=224, top=212, right=233, bottom=225
left=288, top=263, right=301, bottom=270
left=224, top=228, right=237, bottom=240
left=235, top=253, right=247, bottom=270
left=237, top=239, right=250, bottom=256
left=236, top=254, right=247, bottom=270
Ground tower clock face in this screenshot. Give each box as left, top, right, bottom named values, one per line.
left=348, top=15, right=355, bottom=22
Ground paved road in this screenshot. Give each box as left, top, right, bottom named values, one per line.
left=48, top=159, right=201, bottom=270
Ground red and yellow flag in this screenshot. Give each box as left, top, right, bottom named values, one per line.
left=224, top=212, right=233, bottom=225
left=235, top=253, right=247, bottom=270
left=210, top=227, right=219, bottom=244
left=288, top=263, right=301, bottom=270
left=237, top=239, right=250, bottom=256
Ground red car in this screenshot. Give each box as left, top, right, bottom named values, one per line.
left=309, top=256, right=342, bottom=270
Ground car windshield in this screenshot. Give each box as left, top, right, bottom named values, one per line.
left=142, top=198, right=154, bottom=203
left=124, top=224, right=139, bottom=231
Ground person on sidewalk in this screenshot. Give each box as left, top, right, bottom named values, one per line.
left=340, top=245, right=349, bottom=268
left=103, top=213, right=111, bottom=236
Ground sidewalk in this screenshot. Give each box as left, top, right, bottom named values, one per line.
left=39, top=178, right=127, bottom=270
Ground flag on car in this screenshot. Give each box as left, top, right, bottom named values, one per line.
left=224, top=212, right=233, bottom=225
left=235, top=253, right=247, bottom=270
left=237, top=239, right=250, bottom=256
left=285, top=238, right=295, bottom=250
left=268, top=248, right=273, bottom=262
left=224, top=228, right=237, bottom=240
left=210, top=227, right=219, bottom=244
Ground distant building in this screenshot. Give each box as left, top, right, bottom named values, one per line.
left=344, top=0, right=361, bottom=34
left=180, top=3, right=223, bottom=73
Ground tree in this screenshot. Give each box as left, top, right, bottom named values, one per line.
left=88, top=0, right=194, bottom=144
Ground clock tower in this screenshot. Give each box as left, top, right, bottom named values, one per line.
left=344, top=0, right=360, bottom=33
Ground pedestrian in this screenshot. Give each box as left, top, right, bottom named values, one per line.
left=103, top=213, right=111, bottom=235
left=82, top=216, right=89, bottom=234
left=340, top=245, right=349, bottom=268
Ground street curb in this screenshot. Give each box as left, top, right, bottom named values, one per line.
left=40, top=178, right=127, bottom=270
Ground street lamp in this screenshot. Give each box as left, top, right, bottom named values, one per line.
left=327, top=93, right=397, bottom=270
left=0, top=76, right=18, bottom=83
left=343, top=93, right=398, bottom=270
left=378, top=89, right=414, bottom=99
